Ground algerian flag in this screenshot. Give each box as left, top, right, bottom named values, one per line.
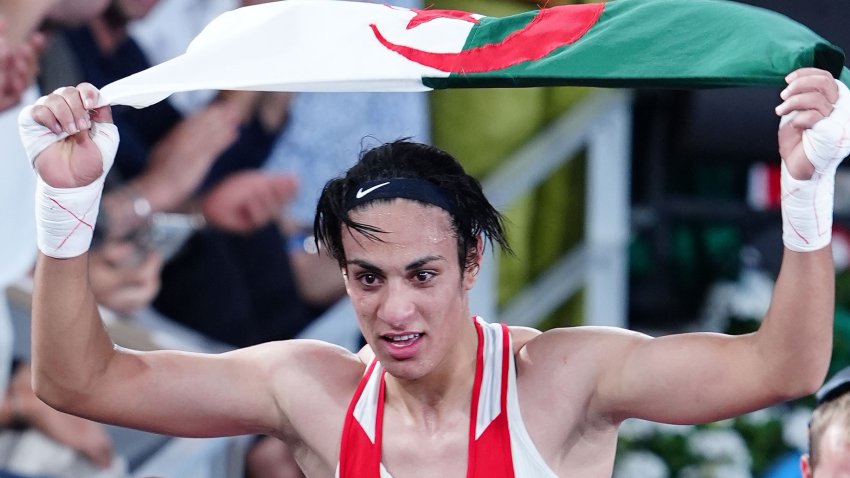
left=100, top=0, right=849, bottom=108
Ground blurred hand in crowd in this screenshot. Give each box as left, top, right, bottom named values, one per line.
left=202, top=170, right=297, bottom=233
left=132, top=100, right=242, bottom=214
left=0, top=17, right=45, bottom=112
left=9, top=363, right=114, bottom=468
left=89, top=238, right=163, bottom=316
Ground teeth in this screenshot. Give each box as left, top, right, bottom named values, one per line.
left=390, top=333, right=420, bottom=342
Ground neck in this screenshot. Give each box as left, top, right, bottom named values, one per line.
left=384, top=316, right=479, bottom=424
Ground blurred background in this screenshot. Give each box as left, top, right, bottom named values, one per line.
left=1, top=0, right=848, bottom=477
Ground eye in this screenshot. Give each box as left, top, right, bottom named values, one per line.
left=413, top=271, right=435, bottom=283
left=357, top=273, right=379, bottom=286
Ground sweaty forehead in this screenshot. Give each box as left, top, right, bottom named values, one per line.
left=350, top=198, right=452, bottom=226
left=343, top=199, right=455, bottom=253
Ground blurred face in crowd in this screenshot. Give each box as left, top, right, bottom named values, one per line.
left=47, top=0, right=111, bottom=26
left=110, top=0, right=159, bottom=21
left=802, top=424, right=850, bottom=478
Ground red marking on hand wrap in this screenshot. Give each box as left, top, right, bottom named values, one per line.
left=781, top=187, right=811, bottom=244
left=48, top=196, right=97, bottom=251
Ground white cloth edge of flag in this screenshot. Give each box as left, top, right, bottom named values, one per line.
left=101, top=0, right=481, bottom=108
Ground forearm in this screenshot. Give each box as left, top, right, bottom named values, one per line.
left=757, top=71, right=850, bottom=398
left=31, top=253, right=117, bottom=410
left=754, top=246, right=834, bottom=398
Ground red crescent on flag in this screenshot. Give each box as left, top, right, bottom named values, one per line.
left=370, top=3, right=605, bottom=74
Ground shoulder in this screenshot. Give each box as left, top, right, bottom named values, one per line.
left=507, top=325, right=541, bottom=352
left=507, top=326, right=647, bottom=463
left=357, top=344, right=376, bottom=365
left=235, top=340, right=367, bottom=443
left=227, top=339, right=366, bottom=406
left=511, top=325, right=651, bottom=412
left=511, top=325, right=649, bottom=383
left=247, top=339, right=365, bottom=381
left=514, top=325, right=647, bottom=355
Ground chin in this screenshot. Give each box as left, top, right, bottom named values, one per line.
left=381, top=357, right=434, bottom=382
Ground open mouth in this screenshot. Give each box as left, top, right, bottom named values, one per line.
left=382, top=333, right=422, bottom=347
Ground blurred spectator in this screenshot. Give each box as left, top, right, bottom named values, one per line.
left=0, top=0, right=51, bottom=405
left=0, top=3, right=132, bottom=478
left=0, top=363, right=113, bottom=470
left=801, top=367, right=850, bottom=477
left=89, top=239, right=163, bottom=317
left=38, top=0, right=335, bottom=349
left=36, top=2, right=336, bottom=476
left=0, top=0, right=110, bottom=399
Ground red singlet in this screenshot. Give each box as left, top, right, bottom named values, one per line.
left=337, top=317, right=557, bottom=477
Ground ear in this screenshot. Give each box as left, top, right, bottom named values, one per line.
left=462, top=235, right=484, bottom=291
left=800, top=453, right=812, bottom=478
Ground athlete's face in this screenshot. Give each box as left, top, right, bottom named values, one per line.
left=342, top=199, right=478, bottom=380
left=802, top=424, right=850, bottom=478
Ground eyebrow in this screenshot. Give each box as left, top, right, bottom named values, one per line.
left=405, top=255, right=445, bottom=271
left=347, top=259, right=382, bottom=274
left=347, top=255, right=446, bottom=273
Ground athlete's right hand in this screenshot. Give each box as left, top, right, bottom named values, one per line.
left=21, top=84, right=120, bottom=258
left=24, top=83, right=114, bottom=188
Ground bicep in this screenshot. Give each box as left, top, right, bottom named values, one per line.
left=72, top=340, right=354, bottom=438
left=595, top=331, right=775, bottom=424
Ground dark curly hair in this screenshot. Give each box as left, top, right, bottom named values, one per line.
left=314, top=140, right=510, bottom=273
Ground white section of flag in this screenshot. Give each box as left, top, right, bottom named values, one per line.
left=101, top=0, right=478, bottom=108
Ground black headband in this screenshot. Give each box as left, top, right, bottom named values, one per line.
left=345, top=178, right=458, bottom=216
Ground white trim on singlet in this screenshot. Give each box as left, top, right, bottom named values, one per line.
left=475, top=316, right=503, bottom=439
left=504, top=329, right=559, bottom=477
left=351, top=361, right=383, bottom=442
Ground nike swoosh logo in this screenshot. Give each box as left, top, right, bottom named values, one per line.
left=356, top=181, right=391, bottom=199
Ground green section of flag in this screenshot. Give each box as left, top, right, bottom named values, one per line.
left=423, top=0, right=847, bottom=89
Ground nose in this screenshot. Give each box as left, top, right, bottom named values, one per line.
left=377, top=279, right=415, bottom=327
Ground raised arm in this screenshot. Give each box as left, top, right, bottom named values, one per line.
left=526, top=69, right=850, bottom=428
left=600, top=68, right=849, bottom=423
left=21, top=84, right=359, bottom=439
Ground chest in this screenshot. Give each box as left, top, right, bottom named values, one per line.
left=338, top=321, right=521, bottom=477
left=379, top=414, right=470, bottom=478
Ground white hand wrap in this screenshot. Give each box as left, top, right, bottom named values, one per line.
left=18, top=106, right=120, bottom=258
left=780, top=79, right=850, bottom=252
